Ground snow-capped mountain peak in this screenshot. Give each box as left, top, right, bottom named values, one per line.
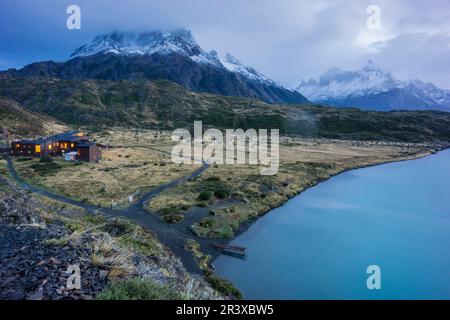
left=308, top=61, right=401, bottom=99
left=296, top=61, right=450, bottom=111
left=71, top=29, right=219, bottom=62
left=219, top=52, right=281, bottom=87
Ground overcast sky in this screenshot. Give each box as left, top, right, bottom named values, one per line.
left=1, top=0, right=449, bottom=89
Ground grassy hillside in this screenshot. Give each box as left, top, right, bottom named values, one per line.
left=1, top=76, right=450, bottom=142
left=0, top=96, right=67, bottom=138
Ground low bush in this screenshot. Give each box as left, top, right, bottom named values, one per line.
left=196, top=202, right=208, bottom=208
left=191, top=217, right=234, bottom=239
left=83, top=214, right=107, bottom=225
left=96, top=278, right=184, bottom=300
left=214, top=188, right=231, bottom=199
left=204, top=271, right=242, bottom=299
left=30, top=162, right=61, bottom=175
left=118, top=234, right=157, bottom=255
left=160, top=206, right=176, bottom=215
left=160, top=203, right=191, bottom=215
left=102, top=218, right=135, bottom=236
left=39, top=156, right=53, bottom=163
left=162, top=213, right=184, bottom=224
left=198, top=190, right=213, bottom=201
left=180, top=204, right=190, bottom=211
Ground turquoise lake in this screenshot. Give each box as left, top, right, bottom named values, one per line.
left=214, top=149, right=450, bottom=299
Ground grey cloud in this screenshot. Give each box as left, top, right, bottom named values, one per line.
left=0, top=0, right=449, bottom=89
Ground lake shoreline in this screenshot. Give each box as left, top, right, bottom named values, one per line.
left=208, top=144, right=450, bottom=263
left=213, top=145, right=450, bottom=299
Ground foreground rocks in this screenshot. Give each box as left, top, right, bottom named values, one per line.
left=0, top=177, right=107, bottom=299
left=0, top=175, right=223, bottom=300
left=0, top=224, right=106, bottom=300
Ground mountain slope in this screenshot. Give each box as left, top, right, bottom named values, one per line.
left=296, top=61, right=450, bottom=111
left=0, top=96, right=67, bottom=138
left=1, top=76, right=450, bottom=143
left=3, top=30, right=308, bottom=105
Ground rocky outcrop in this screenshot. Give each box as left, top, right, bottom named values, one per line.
left=0, top=178, right=106, bottom=299
left=0, top=176, right=222, bottom=300
left=0, top=224, right=105, bottom=300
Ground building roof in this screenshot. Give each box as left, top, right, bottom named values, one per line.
left=14, top=131, right=86, bottom=144
left=77, top=142, right=98, bottom=148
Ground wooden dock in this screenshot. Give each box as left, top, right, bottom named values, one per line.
left=211, top=243, right=247, bottom=257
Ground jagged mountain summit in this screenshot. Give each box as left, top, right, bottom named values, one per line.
left=3, top=29, right=308, bottom=105
left=71, top=30, right=282, bottom=87
left=296, top=60, right=450, bottom=111
left=71, top=29, right=219, bottom=63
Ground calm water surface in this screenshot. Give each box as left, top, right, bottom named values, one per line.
left=214, top=149, right=450, bottom=299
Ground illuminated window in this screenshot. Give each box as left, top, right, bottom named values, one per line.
left=16, top=144, right=20, bottom=148
left=35, top=145, right=41, bottom=153
left=48, top=145, right=52, bottom=150
left=71, top=143, right=75, bottom=148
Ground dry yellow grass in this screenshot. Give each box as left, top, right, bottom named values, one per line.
left=148, top=138, right=437, bottom=238
left=0, top=96, right=69, bottom=139
left=94, top=128, right=174, bottom=148
left=0, top=158, right=7, bottom=176
left=14, top=145, right=199, bottom=207
left=91, top=233, right=135, bottom=279
left=41, top=121, right=69, bottom=137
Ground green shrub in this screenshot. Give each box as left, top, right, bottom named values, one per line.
left=204, top=271, right=242, bottom=299
left=196, top=202, right=208, bottom=208
left=118, top=234, right=157, bottom=255
left=102, top=218, right=135, bottom=236
left=160, top=206, right=176, bottom=215
left=198, top=190, right=213, bottom=201
left=96, top=278, right=184, bottom=300
left=199, top=218, right=215, bottom=228
left=160, top=203, right=191, bottom=215
left=214, top=188, right=231, bottom=199
left=83, top=214, right=107, bottom=225
left=180, top=204, right=191, bottom=211
left=30, top=162, right=61, bottom=175
left=191, top=217, right=235, bottom=239
left=65, top=221, right=83, bottom=232
left=162, top=214, right=184, bottom=224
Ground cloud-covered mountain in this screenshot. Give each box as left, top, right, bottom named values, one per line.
left=3, top=29, right=308, bottom=105
left=296, top=61, right=450, bottom=111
